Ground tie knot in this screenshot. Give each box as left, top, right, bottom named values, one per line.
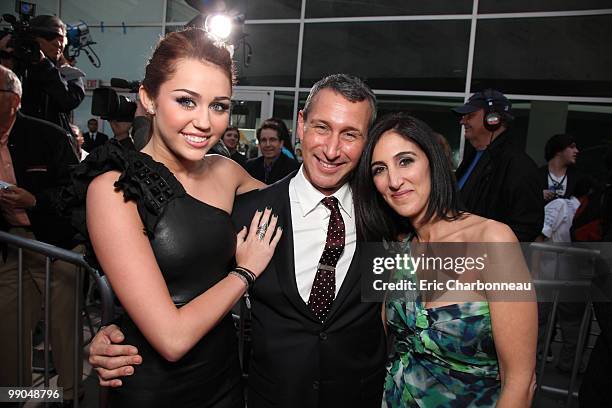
left=321, top=196, right=339, bottom=212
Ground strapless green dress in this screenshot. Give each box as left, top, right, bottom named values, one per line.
left=383, top=251, right=501, bottom=407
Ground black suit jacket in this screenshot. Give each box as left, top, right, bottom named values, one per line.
left=5, top=112, right=79, bottom=249
left=232, top=174, right=387, bottom=408
left=83, top=131, right=109, bottom=152
left=539, top=165, right=584, bottom=202
left=245, top=154, right=300, bottom=185
left=456, top=129, right=544, bottom=242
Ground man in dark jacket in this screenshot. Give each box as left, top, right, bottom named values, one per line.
left=453, top=89, right=543, bottom=242
left=0, top=65, right=82, bottom=404
left=539, top=133, right=583, bottom=203
left=82, top=117, right=110, bottom=152
left=2, top=15, right=85, bottom=136
left=246, top=119, right=300, bottom=184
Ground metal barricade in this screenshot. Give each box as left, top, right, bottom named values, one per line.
left=530, top=242, right=602, bottom=408
left=0, top=230, right=114, bottom=408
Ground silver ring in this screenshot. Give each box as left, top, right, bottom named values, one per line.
left=256, top=222, right=268, bottom=241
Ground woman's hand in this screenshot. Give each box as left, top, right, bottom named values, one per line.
left=235, top=207, right=282, bottom=277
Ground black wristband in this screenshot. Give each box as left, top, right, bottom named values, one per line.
left=233, top=266, right=255, bottom=287
left=235, top=266, right=257, bottom=283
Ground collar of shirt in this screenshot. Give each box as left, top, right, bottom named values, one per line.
left=0, top=115, right=17, bottom=145
left=290, top=166, right=353, bottom=220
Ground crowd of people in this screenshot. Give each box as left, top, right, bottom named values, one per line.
left=0, top=16, right=610, bottom=408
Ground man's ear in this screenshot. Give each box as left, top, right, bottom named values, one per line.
left=296, top=110, right=305, bottom=140
left=11, top=93, right=21, bottom=113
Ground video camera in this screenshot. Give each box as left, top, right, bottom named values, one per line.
left=0, top=1, right=41, bottom=69
left=91, top=78, right=140, bottom=122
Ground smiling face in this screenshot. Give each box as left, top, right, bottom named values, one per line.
left=222, top=128, right=240, bottom=151
left=298, top=88, right=371, bottom=195
left=140, top=58, right=231, bottom=164
left=459, top=108, right=489, bottom=147
left=258, top=128, right=283, bottom=161
left=371, top=130, right=431, bottom=224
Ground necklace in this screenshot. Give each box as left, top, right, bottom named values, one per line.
left=548, top=172, right=567, bottom=194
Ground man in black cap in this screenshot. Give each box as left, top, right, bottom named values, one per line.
left=452, top=89, right=543, bottom=242
left=0, top=15, right=85, bottom=136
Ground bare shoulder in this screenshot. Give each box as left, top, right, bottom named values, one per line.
left=448, top=213, right=516, bottom=243
left=205, top=154, right=245, bottom=177
left=480, top=219, right=517, bottom=243
left=87, top=170, right=122, bottom=196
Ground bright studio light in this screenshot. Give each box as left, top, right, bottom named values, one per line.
left=205, top=14, right=232, bottom=40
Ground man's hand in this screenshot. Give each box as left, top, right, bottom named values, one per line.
left=543, top=189, right=556, bottom=202
left=0, top=187, right=36, bottom=209
left=109, top=121, right=132, bottom=141
left=0, top=34, right=15, bottom=69
left=88, top=324, right=142, bottom=387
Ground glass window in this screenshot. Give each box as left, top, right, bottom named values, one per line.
left=246, top=0, right=301, bottom=20
left=0, top=0, right=58, bottom=19
left=498, top=100, right=612, bottom=183
left=165, top=0, right=198, bottom=24
left=73, top=26, right=162, bottom=82
left=375, top=95, right=465, bottom=166
left=306, top=0, right=472, bottom=18
left=472, top=15, right=612, bottom=97
left=166, top=0, right=300, bottom=23
left=300, top=21, right=470, bottom=92
left=566, top=103, right=612, bottom=182
left=61, top=0, right=164, bottom=24
left=233, top=24, right=299, bottom=87
left=273, top=91, right=295, bottom=126
left=479, top=0, right=612, bottom=14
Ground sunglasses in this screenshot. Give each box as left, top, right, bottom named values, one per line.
left=37, top=31, right=65, bottom=41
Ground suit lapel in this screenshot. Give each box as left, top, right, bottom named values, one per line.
left=273, top=176, right=319, bottom=321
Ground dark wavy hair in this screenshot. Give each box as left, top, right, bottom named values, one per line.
left=544, top=133, right=576, bottom=162
left=354, top=112, right=462, bottom=242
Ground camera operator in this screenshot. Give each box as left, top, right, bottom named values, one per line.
left=0, top=15, right=85, bottom=134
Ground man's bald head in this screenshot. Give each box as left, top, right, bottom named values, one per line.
left=0, top=66, right=21, bottom=131
left=0, top=65, right=22, bottom=97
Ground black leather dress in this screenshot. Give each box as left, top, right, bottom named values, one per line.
left=65, top=141, right=243, bottom=407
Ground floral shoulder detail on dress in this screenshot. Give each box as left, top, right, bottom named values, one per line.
left=59, top=139, right=185, bottom=245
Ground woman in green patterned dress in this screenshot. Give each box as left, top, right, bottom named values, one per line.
left=354, top=112, right=537, bottom=407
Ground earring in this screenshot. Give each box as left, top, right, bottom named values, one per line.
left=147, top=106, right=155, bottom=115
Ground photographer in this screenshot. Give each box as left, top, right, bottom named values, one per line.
left=1, top=15, right=85, bottom=134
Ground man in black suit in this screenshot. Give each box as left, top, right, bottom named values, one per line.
left=245, top=119, right=300, bottom=184
left=0, top=65, right=82, bottom=404
left=88, top=74, right=387, bottom=407
left=82, top=117, right=109, bottom=152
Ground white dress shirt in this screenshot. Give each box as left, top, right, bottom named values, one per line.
left=289, top=167, right=357, bottom=302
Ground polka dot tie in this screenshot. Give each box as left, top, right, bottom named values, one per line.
left=308, top=196, right=345, bottom=322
